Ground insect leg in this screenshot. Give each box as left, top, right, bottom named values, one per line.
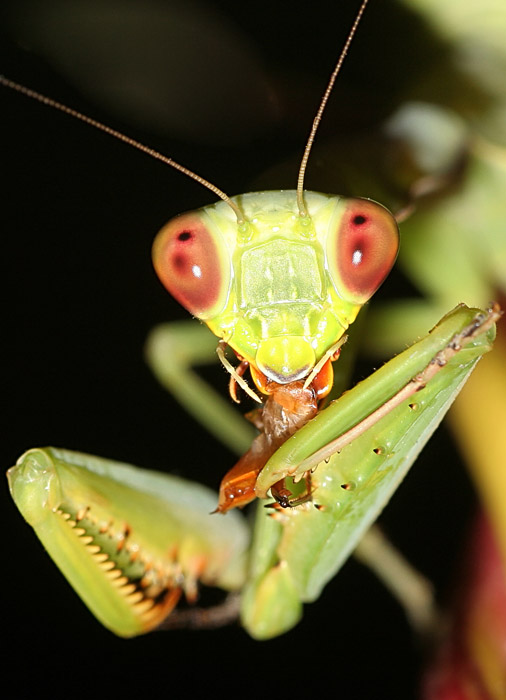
left=146, top=321, right=255, bottom=454
left=355, top=525, right=437, bottom=636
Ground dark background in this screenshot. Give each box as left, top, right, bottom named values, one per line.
left=1, top=1, right=476, bottom=697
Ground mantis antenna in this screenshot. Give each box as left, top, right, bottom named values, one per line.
left=296, top=0, right=370, bottom=217
left=0, top=74, right=246, bottom=224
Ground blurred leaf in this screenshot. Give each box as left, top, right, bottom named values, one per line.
left=402, top=0, right=506, bottom=145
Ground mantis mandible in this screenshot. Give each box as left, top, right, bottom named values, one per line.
left=1, top=3, right=497, bottom=652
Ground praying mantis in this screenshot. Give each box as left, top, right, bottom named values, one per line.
left=3, top=0, right=505, bottom=694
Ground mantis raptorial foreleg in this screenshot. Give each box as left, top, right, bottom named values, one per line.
left=8, top=446, right=250, bottom=638
left=240, top=305, right=499, bottom=639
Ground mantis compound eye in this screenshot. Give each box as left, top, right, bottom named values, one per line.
left=152, top=212, right=231, bottom=319
left=327, top=198, right=399, bottom=304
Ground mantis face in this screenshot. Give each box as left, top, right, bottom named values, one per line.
left=153, top=191, right=398, bottom=388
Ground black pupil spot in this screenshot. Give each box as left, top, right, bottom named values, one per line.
left=178, top=231, right=192, bottom=241
left=353, top=215, right=367, bottom=225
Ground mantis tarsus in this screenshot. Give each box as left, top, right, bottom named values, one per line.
left=2, top=0, right=502, bottom=684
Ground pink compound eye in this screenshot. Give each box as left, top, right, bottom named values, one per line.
left=327, top=198, right=399, bottom=304
left=152, top=212, right=231, bottom=319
